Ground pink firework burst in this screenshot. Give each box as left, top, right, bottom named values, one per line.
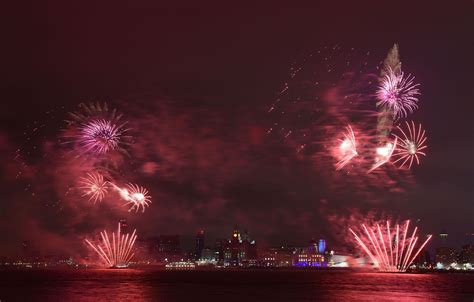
left=335, top=125, right=358, bottom=170
left=79, top=119, right=124, bottom=154
left=78, top=172, right=109, bottom=203
left=64, top=102, right=131, bottom=156
left=392, top=121, right=427, bottom=169
left=113, top=183, right=152, bottom=213
left=350, top=220, right=432, bottom=272
left=377, top=67, right=420, bottom=119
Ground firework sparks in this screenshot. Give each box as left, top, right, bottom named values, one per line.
left=350, top=220, right=432, bottom=272
left=392, top=121, right=427, bottom=169
left=368, top=137, right=397, bottom=173
left=377, top=67, right=420, bottom=119
left=78, top=172, right=109, bottom=203
left=63, top=102, right=131, bottom=156
left=78, top=119, right=124, bottom=154
left=85, top=223, right=137, bottom=268
left=335, top=125, right=358, bottom=170
left=112, top=183, right=152, bottom=213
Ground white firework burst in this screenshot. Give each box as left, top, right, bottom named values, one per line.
left=392, top=121, right=427, bottom=169
left=78, top=172, right=109, bottom=203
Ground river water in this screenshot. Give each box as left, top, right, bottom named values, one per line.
left=0, top=269, right=472, bottom=301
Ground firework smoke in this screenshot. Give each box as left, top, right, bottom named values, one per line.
left=85, top=223, right=137, bottom=268
left=392, top=121, right=427, bottom=169
left=350, top=220, right=432, bottom=272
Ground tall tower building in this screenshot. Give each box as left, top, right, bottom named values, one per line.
left=318, top=239, right=326, bottom=254
left=195, top=230, right=205, bottom=260
left=119, top=218, right=128, bottom=234
left=439, top=231, right=448, bottom=246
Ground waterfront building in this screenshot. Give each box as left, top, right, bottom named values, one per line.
left=435, top=247, right=457, bottom=269
left=195, top=230, right=205, bottom=260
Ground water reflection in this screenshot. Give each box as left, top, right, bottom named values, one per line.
left=0, top=269, right=472, bottom=301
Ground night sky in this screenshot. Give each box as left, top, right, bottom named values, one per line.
left=0, top=2, right=472, bottom=255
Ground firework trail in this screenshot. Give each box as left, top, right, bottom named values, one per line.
left=111, top=183, right=152, bottom=213
left=392, top=121, right=427, bottom=169
left=335, top=125, right=358, bottom=170
left=376, top=44, right=401, bottom=139
left=376, top=44, right=421, bottom=136
left=350, top=220, right=432, bottom=272
left=78, top=172, right=109, bottom=203
left=63, top=102, right=131, bottom=157
left=85, top=223, right=137, bottom=268
left=377, top=67, right=420, bottom=120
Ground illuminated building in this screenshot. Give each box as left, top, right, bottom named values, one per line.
left=156, top=235, right=180, bottom=254
left=199, top=248, right=216, bottom=262
left=439, top=231, right=448, bottom=246
left=195, top=230, right=205, bottom=260
left=223, top=226, right=257, bottom=267
left=435, top=247, right=457, bottom=268
left=214, top=239, right=226, bottom=264
left=294, top=239, right=328, bottom=267
left=119, top=218, right=128, bottom=234
left=318, top=239, right=326, bottom=254
left=263, top=246, right=295, bottom=267
left=135, top=235, right=181, bottom=263
left=458, top=244, right=474, bottom=266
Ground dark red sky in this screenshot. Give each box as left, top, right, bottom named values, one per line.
left=0, top=1, right=472, bottom=253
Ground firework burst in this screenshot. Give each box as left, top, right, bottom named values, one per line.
left=63, top=102, right=131, bottom=156
left=350, top=220, right=432, bottom=272
left=78, top=172, right=109, bottom=203
left=392, top=121, right=427, bottom=169
left=368, top=137, right=397, bottom=173
left=78, top=119, right=123, bottom=154
left=112, top=183, right=152, bottom=213
left=335, top=125, right=358, bottom=170
left=377, top=67, right=420, bottom=119
left=85, top=223, right=137, bottom=268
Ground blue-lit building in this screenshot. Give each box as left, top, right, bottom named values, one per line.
left=318, top=239, right=326, bottom=254
left=294, top=239, right=328, bottom=267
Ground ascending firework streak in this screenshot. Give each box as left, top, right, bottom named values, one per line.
left=371, top=44, right=422, bottom=173
left=111, top=183, right=152, bottom=213
left=335, top=125, right=358, bottom=170
left=85, top=223, right=137, bottom=268
left=78, top=172, right=109, bottom=203
left=392, top=121, right=427, bottom=169
left=349, top=220, right=432, bottom=272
